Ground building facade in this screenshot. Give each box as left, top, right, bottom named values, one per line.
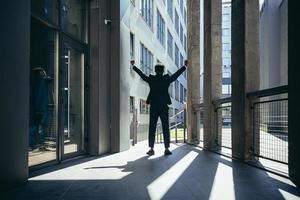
left=221, top=0, right=232, bottom=97
left=259, top=0, right=288, bottom=89
left=121, top=0, right=188, bottom=141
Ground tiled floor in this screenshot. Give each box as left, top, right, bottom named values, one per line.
left=5, top=141, right=300, bottom=200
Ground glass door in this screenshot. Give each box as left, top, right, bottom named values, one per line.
left=60, top=36, right=87, bottom=159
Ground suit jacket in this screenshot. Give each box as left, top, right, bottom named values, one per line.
left=133, top=66, right=186, bottom=105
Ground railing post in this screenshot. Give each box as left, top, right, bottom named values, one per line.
left=175, top=115, right=178, bottom=143
left=184, top=108, right=186, bottom=143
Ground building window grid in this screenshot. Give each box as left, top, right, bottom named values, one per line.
left=175, top=44, right=179, bottom=67
left=180, top=0, right=184, bottom=14
left=175, top=10, right=179, bottom=35
left=157, top=9, right=165, bottom=47
left=167, top=30, right=173, bottom=59
left=130, top=96, right=135, bottom=113
left=168, top=71, right=174, bottom=98
left=184, top=35, right=187, bottom=52
left=175, top=80, right=179, bottom=101
left=180, top=23, right=183, bottom=45
left=184, top=9, right=187, bottom=25
left=167, top=0, right=173, bottom=20
left=180, top=84, right=184, bottom=103
left=141, top=0, right=153, bottom=28
left=130, top=32, right=135, bottom=59
left=140, top=43, right=153, bottom=75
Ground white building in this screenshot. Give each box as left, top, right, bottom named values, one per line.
left=120, top=0, right=188, bottom=141
left=259, top=0, right=288, bottom=89
left=222, top=0, right=232, bottom=97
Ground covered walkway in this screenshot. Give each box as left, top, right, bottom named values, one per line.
left=7, top=142, right=300, bottom=200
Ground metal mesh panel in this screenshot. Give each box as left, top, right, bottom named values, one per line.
left=253, top=99, right=288, bottom=163
left=216, top=104, right=232, bottom=149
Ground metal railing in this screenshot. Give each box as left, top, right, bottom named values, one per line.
left=249, top=86, right=288, bottom=164
left=215, top=101, right=232, bottom=149
left=156, top=109, right=187, bottom=143
left=212, top=86, right=288, bottom=164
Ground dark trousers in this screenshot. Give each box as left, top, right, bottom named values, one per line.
left=148, top=104, right=170, bottom=148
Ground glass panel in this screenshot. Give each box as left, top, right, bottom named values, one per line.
left=61, top=43, right=84, bottom=155
left=29, top=18, right=58, bottom=166
left=31, top=0, right=58, bottom=25
left=61, top=0, right=87, bottom=42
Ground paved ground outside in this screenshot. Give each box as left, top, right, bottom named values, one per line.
left=6, top=141, right=300, bottom=200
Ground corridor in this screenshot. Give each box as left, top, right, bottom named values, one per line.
left=6, top=142, right=300, bottom=200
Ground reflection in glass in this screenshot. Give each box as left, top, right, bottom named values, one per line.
left=31, top=0, right=58, bottom=25
left=29, top=18, right=57, bottom=166
left=61, top=0, right=87, bottom=42
left=62, top=44, right=84, bottom=155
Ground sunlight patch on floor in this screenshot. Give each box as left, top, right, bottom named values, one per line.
left=279, top=189, right=300, bottom=200
left=147, top=151, right=198, bottom=199
left=209, top=162, right=235, bottom=200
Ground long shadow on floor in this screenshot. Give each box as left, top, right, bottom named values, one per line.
left=5, top=144, right=300, bottom=200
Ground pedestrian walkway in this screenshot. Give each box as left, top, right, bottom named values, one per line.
left=6, top=141, right=300, bottom=200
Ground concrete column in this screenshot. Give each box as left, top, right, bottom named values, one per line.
left=89, top=0, right=129, bottom=154
left=231, top=0, right=259, bottom=160
left=89, top=0, right=112, bottom=155
left=203, top=0, right=222, bottom=150
left=0, top=0, right=30, bottom=190
left=288, top=0, right=300, bottom=188
left=187, top=0, right=201, bottom=144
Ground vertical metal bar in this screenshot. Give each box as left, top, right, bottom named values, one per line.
left=184, top=108, right=186, bottom=143
left=175, top=115, right=178, bottom=143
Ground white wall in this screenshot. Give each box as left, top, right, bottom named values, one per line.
left=120, top=0, right=188, bottom=140
left=259, top=0, right=287, bottom=89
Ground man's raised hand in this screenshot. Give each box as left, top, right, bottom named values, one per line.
left=184, top=60, right=188, bottom=67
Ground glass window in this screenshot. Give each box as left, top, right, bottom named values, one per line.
left=61, top=43, right=85, bottom=155
left=222, top=14, right=230, bottom=22
left=167, top=30, right=173, bottom=59
left=31, top=0, right=58, bottom=25
left=140, top=43, right=153, bottom=75
left=180, top=84, right=184, bottom=103
left=180, top=53, right=183, bottom=67
left=29, top=18, right=58, bottom=166
left=180, top=0, right=184, bottom=14
left=167, top=0, right=173, bottom=20
left=175, top=10, right=179, bottom=34
left=30, top=0, right=88, bottom=167
left=141, top=0, right=153, bottom=28
left=223, top=43, right=230, bottom=51
left=175, top=80, right=179, bottom=101
left=180, top=24, right=183, bottom=45
left=222, top=28, right=230, bottom=36
left=130, top=32, right=135, bottom=59
left=184, top=9, right=187, bottom=25
left=175, top=44, right=179, bottom=67
left=130, top=96, right=135, bottom=113
left=61, top=0, right=88, bottom=42
left=184, top=35, right=187, bottom=52
left=157, top=9, right=165, bottom=47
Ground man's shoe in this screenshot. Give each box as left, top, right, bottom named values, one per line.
left=147, top=149, right=155, bottom=156
left=164, top=149, right=172, bottom=155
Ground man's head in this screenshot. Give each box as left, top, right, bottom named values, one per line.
left=155, top=64, right=164, bottom=75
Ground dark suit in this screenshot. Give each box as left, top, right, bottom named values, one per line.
left=133, top=66, right=186, bottom=148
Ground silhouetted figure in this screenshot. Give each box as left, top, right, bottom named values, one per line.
left=131, top=60, right=187, bottom=155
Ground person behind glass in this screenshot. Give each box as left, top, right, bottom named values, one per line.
left=131, top=60, right=187, bottom=155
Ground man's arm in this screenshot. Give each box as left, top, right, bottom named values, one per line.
left=133, top=65, right=150, bottom=83
left=169, top=66, right=186, bottom=82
